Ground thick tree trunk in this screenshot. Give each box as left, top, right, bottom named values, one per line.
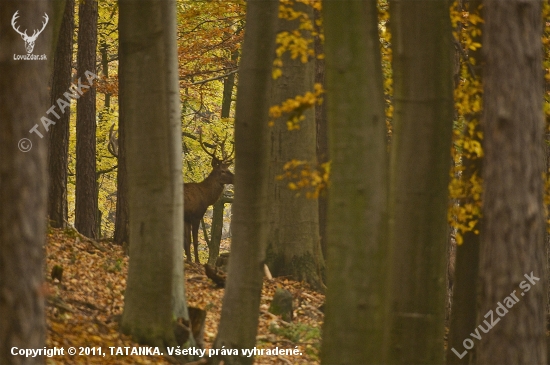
left=0, top=1, right=53, bottom=363
left=48, top=0, right=74, bottom=229
left=320, top=0, right=389, bottom=363
left=75, top=0, right=98, bottom=238
left=387, top=0, right=454, bottom=362
left=211, top=1, right=279, bottom=363
left=119, top=0, right=192, bottom=356
left=266, top=1, right=325, bottom=290
left=476, top=1, right=546, bottom=364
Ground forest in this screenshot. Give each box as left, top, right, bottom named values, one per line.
left=0, top=0, right=549, bottom=364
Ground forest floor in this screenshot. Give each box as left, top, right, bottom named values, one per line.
left=45, top=227, right=324, bottom=365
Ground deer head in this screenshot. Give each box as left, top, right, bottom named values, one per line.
left=11, top=11, right=49, bottom=54
left=199, top=130, right=234, bottom=185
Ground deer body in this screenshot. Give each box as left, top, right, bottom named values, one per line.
left=184, top=134, right=234, bottom=263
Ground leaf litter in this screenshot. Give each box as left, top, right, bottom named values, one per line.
left=45, top=228, right=324, bottom=364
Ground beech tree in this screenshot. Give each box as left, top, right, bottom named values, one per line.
left=0, top=1, right=53, bottom=362
left=119, top=0, right=192, bottom=354
left=48, top=0, right=74, bottom=229
left=387, top=0, right=454, bottom=362
left=211, top=0, right=279, bottom=363
left=75, top=0, right=98, bottom=238
left=476, top=0, right=546, bottom=363
left=266, top=1, right=325, bottom=290
left=320, top=0, right=388, bottom=363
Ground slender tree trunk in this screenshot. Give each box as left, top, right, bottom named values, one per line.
left=320, top=0, right=388, bottom=363
left=119, top=0, right=192, bottom=356
left=208, top=196, right=231, bottom=266
left=207, top=48, right=238, bottom=263
left=314, top=7, right=329, bottom=261
left=100, top=42, right=110, bottom=109
left=48, top=0, right=74, bottom=229
left=114, top=44, right=129, bottom=247
left=447, top=1, right=482, bottom=363
left=0, top=1, right=53, bottom=363
left=211, top=1, right=279, bottom=363
left=476, top=1, right=546, bottom=363
left=220, top=48, right=238, bottom=119
left=266, top=1, right=324, bottom=290
left=75, top=0, right=98, bottom=238
left=387, top=0, right=454, bottom=362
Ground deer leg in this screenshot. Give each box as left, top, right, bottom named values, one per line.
left=192, top=221, right=200, bottom=264
left=184, top=222, right=192, bottom=263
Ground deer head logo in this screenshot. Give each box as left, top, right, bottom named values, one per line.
left=11, top=11, right=49, bottom=54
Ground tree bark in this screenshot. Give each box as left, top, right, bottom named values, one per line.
left=266, top=1, right=325, bottom=290
left=207, top=48, right=238, bottom=263
left=0, top=1, right=53, bottom=363
left=211, top=1, right=279, bottom=363
left=75, top=0, right=98, bottom=238
left=320, top=0, right=389, bottom=363
left=48, top=0, right=74, bottom=229
left=114, top=43, right=129, bottom=247
left=119, top=0, right=192, bottom=356
left=476, top=1, right=546, bottom=363
left=387, top=0, right=454, bottom=362
left=207, top=196, right=230, bottom=266
left=314, top=7, right=329, bottom=261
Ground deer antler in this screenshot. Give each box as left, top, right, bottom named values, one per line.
left=11, top=11, right=27, bottom=38
left=198, top=129, right=219, bottom=160
left=198, top=129, right=234, bottom=163
left=30, top=13, right=49, bottom=40
left=220, top=134, right=234, bottom=163
left=11, top=12, right=49, bottom=40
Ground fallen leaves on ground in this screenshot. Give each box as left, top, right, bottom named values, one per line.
left=45, top=228, right=324, bottom=365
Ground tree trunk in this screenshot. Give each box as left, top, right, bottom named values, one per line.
left=220, top=48, right=238, bottom=119
left=314, top=7, right=329, bottom=261
left=207, top=48, right=238, bottom=262
left=320, top=0, right=388, bottom=363
left=114, top=42, right=129, bottom=247
left=75, top=0, right=98, bottom=238
left=266, top=1, right=325, bottom=290
left=447, top=1, right=482, bottom=363
left=119, top=0, right=193, bottom=356
left=0, top=1, right=53, bottom=363
left=387, top=0, right=454, bottom=362
left=48, top=0, right=74, bottom=229
left=476, top=1, right=546, bottom=363
left=211, top=1, right=278, bottom=363
left=208, top=196, right=231, bottom=266
left=100, top=42, right=110, bottom=109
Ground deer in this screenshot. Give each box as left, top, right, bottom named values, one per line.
left=184, top=132, right=234, bottom=263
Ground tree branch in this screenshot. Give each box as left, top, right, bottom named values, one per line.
left=182, top=69, right=239, bottom=86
